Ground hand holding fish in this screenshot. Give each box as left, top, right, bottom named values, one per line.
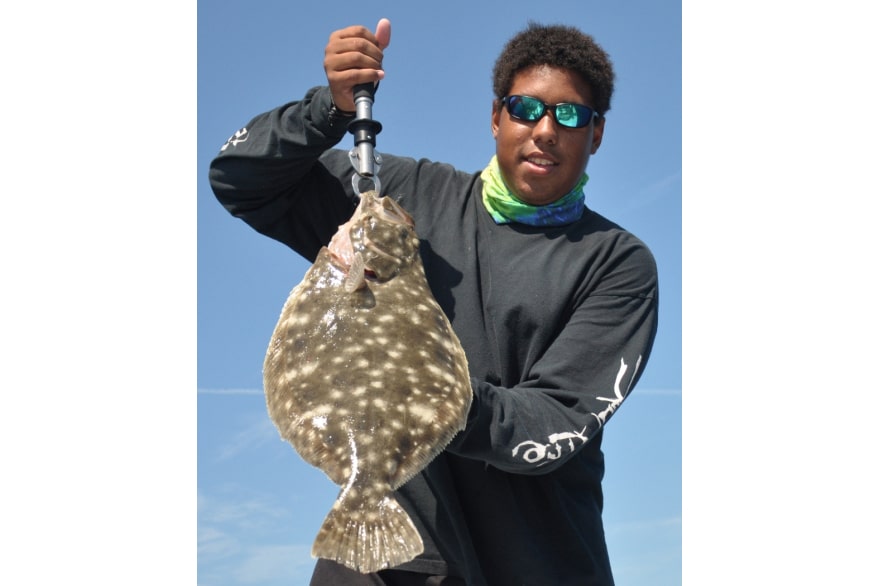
left=324, top=18, right=392, bottom=112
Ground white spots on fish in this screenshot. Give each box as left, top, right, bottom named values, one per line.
left=341, top=343, right=364, bottom=355
left=441, top=368, right=461, bottom=386
left=321, top=310, right=339, bottom=336
left=339, top=429, right=362, bottom=503
left=408, top=404, right=436, bottom=424
left=297, top=362, right=318, bottom=379
left=335, top=442, right=352, bottom=462
left=383, top=459, right=398, bottom=476
left=313, top=415, right=328, bottom=429
left=424, top=363, right=446, bottom=381
left=301, top=405, right=334, bottom=421
left=287, top=312, right=315, bottom=329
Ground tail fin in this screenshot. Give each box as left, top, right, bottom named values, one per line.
left=311, top=493, right=424, bottom=574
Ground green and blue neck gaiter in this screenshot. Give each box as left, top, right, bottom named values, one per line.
left=480, top=155, right=588, bottom=226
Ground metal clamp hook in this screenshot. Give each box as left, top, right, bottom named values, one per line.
left=348, top=82, right=383, bottom=197
left=349, top=149, right=383, bottom=196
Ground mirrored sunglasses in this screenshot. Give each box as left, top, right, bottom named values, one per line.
left=502, top=95, right=598, bottom=129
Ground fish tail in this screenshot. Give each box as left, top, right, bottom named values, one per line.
left=311, top=493, right=424, bottom=574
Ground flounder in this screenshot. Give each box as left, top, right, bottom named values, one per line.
left=263, top=190, right=473, bottom=573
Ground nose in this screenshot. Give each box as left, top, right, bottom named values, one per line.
left=532, top=110, right=559, bottom=145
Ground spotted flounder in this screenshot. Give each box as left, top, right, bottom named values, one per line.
left=263, top=190, right=473, bottom=573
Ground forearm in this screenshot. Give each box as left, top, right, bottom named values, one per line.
left=447, top=265, right=659, bottom=475
left=453, top=348, right=649, bottom=475
left=209, top=85, right=350, bottom=199
left=207, top=86, right=359, bottom=259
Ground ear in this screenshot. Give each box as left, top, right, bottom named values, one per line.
left=590, top=117, right=606, bottom=154
left=491, top=99, right=502, bottom=138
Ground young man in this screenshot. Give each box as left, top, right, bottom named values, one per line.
left=209, top=19, right=658, bottom=586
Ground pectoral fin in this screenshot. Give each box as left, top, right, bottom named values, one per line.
left=344, top=252, right=367, bottom=293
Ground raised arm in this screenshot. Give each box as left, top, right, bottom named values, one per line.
left=207, top=20, right=392, bottom=260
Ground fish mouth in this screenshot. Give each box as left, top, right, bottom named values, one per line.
left=330, top=194, right=412, bottom=258
left=365, top=192, right=414, bottom=227
left=328, top=235, right=392, bottom=276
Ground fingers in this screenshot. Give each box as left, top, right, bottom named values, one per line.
left=324, top=20, right=392, bottom=112
left=375, top=18, right=391, bottom=50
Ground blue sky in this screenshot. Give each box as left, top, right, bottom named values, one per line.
left=197, top=1, right=680, bottom=584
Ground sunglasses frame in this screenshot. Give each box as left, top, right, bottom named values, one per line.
left=501, top=95, right=599, bottom=129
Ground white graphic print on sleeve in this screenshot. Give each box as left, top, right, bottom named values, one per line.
left=511, top=355, right=643, bottom=466
left=220, top=127, right=249, bottom=151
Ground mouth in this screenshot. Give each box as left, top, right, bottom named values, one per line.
left=374, top=194, right=415, bottom=227
left=524, top=155, right=558, bottom=172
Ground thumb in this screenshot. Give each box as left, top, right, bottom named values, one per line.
left=375, top=18, right=391, bottom=50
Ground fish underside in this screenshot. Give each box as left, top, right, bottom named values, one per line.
left=263, top=190, right=473, bottom=573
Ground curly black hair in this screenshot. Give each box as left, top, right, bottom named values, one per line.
left=492, top=22, right=615, bottom=117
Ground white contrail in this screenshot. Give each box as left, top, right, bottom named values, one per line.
left=197, top=388, right=262, bottom=395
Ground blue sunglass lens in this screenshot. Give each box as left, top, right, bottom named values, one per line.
left=555, top=103, right=582, bottom=127
left=511, top=96, right=544, bottom=120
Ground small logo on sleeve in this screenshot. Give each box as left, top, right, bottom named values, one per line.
left=220, top=127, right=249, bottom=151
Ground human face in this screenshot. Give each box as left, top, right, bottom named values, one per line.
left=491, top=65, right=605, bottom=206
